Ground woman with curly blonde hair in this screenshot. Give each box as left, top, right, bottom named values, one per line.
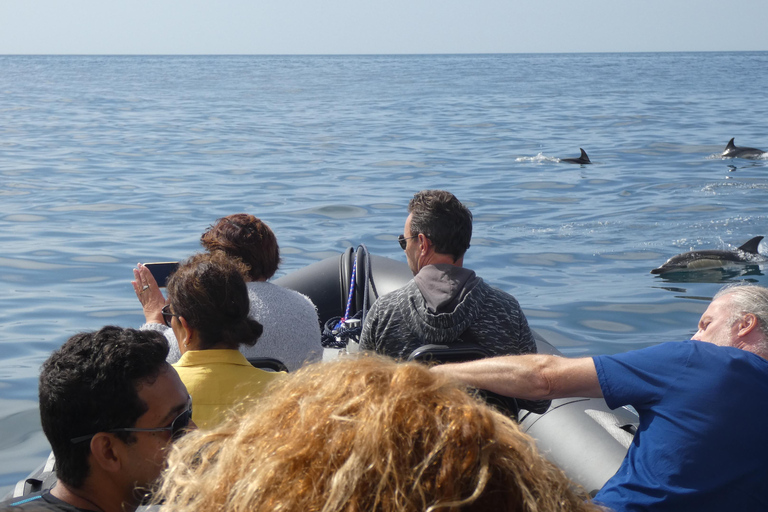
left=155, top=356, right=605, bottom=512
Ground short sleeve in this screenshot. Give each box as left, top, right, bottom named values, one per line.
left=594, top=341, right=694, bottom=410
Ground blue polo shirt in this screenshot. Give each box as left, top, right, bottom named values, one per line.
left=593, top=340, right=768, bottom=511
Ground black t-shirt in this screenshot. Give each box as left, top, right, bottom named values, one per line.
left=0, top=491, right=94, bottom=512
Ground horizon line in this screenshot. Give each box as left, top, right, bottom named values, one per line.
left=1, top=50, right=767, bottom=57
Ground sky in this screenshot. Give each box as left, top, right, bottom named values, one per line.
left=1, top=0, right=767, bottom=55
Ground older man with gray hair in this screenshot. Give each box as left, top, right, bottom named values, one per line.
left=432, top=283, right=768, bottom=512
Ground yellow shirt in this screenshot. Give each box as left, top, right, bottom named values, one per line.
left=173, top=349, right=283, bottom=429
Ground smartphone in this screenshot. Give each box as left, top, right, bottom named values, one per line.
left=144, top=262, right=179, bottom=288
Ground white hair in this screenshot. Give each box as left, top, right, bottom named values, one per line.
left=714, top=283, right=768, bottom=356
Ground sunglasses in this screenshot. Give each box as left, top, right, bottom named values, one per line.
left=398, top=234, right=418, bottom=250
left=162, top=304, right=180, bottom=327
left=70, top=399, right=193, bottom=444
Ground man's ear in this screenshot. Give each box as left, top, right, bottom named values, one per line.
left=417, top=233, right=431, bottom=255
left=89, top=433, right=123, bottom=473
left=737, top=313, right=758, bottom=337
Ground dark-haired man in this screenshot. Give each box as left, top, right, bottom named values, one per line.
left=432, top=284, right=768, bottom=512
left=359, top=190, right=547, bottom=412
left=0, top=327, right=191, bottom=512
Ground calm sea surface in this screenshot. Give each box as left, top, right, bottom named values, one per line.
left=1, top=52, right=767, bottom=491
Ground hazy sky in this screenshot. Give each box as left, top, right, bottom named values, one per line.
left=1, top=0, right=767, bottom=54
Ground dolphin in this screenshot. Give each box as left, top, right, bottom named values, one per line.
left=650, top=236, right=764, bottom=274
left=560, top=148, right=591, bottom=164
left=721, top=138, right=765, bottom=159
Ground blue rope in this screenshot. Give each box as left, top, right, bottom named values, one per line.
left=322, top=245, right=372, bottom=349
left=336, top=256, right=357, bottom=330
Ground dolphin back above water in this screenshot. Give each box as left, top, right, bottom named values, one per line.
left=560, top=148, right=591, bottom=164
left=721, top=138, right=765, bottom=159
left=650, top=236, right=765, bottom=274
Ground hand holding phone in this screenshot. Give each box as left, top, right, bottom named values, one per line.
left=132, top=262, right=177, bottom=325
left=143, top=262, right=180, bottom=288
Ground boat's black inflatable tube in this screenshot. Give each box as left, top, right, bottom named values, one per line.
left=5, top=250, right=634, bottom=500
left=274, top=248, right=413, bottom=326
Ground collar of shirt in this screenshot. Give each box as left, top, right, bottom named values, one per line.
left=175, top=349, right=253, bottom=367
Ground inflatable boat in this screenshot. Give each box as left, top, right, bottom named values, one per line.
left=6, top=246, right=636, bottom=500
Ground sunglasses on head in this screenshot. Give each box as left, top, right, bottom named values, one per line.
left=70, top=399, right=193, bottom=444
left=161, top=304, right=180, bottom=327
left=398, top=234, right=418, bottom=250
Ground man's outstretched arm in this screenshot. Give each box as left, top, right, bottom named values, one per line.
left=430, top=354, right=603, bottom=400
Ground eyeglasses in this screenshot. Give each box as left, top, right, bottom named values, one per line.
left=70, top=399, right=193, bottom=444
left=398, top=234, right=418, bottom=250
left=162, top=304, right=180, bottom=327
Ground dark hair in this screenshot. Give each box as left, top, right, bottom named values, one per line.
left=166, top=251, right=263, bottom=350
left=38, top=326, right=170, bottom=489
left=200, top=214, right=281, bottom=281
left=408, top=190, right=473, bottom=261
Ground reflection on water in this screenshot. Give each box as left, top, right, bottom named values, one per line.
left=292, top=205, right=370, bottom=220
left=653, top=264, right=765, bottom=284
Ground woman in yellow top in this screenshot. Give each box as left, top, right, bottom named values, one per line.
left=161, top=251, right=282, bottom=429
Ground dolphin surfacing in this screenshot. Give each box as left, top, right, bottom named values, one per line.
left=721, top=138, right=765, bottom=159
left=650, top=236, right=764, bottom=274
left=560, top=148, right=591, bottom=165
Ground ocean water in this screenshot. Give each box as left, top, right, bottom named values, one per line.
left=1, top=52, right=767, bottom=492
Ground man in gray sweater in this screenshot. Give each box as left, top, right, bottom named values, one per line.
left=360, top=190, right=547, bottom=413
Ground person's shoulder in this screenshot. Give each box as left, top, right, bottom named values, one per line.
left=245, top=365, right=285, bottom=382
left=251, top=281, right=317, bottom=307
left=0, top=494, right=40, bottom=511
left=473, top=278, right=521, bottom=306
left=595, top=341, right=695, bottom=368
left=367, top=281, right=418, bottom=314
left=379, top=280, right=417, bottom=301
left=689, top=339, right=768, bottom=369
left=0, top=492, right=84, bottom=512
left=285, top=287, right=319, bottom=310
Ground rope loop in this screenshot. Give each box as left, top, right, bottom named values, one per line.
left=321, top=245, right=373, bottom=349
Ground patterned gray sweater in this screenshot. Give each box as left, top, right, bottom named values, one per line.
left=359, top=264, right=549, bottom=414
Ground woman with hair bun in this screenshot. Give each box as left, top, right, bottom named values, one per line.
left=134, top=213, right=321, bottom=372
left=163, top=251, right=282, bottom=429
left=155, top=356, right=604, bottom=512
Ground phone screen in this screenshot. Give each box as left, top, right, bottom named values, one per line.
left=144, top=262, right=179, bottom=288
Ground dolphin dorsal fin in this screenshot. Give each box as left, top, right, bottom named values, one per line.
left=579, top=148, right=590, bottom=162
left=726, top=138, right=736, bottom=151
left=737, top=236, right=764, bottom=254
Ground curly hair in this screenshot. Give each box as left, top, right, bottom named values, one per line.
left=408, top=190, right=472, bottom=262
left=155, top=356, right=603, bottom=512
left=39, top=326, right=169, bottom=489
left=200, top=213, right=281, bottom=281
left=166, top=251, right=263, bottom=350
